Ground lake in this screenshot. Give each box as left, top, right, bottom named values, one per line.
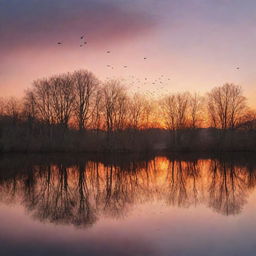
left=0, top=153, right=256, bottom=256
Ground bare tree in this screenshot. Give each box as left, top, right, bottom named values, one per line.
left=162, top=94, right=176, bottom=131
left=30, top=74, right=75, bottom=127
left=141, top=97, right=154, bottom=129
left=128, top=94, right=145, bottom=129
left=176, top=93, right=190, bottom=129
left=207, top=83, right=247, bottom=129
left=4, top=97, right=21, bottom=121
left=161, top=92, right=191, bottom=146
left=102, top=80, right=128, bottom=132
left=162, top=92, right=190, bottom=131
left=188, top=93, right=204, bottom=129
left=0, top=97, right=6, bottom=116
left=237, top=109, right=256, bottom=130
left=72, top=70, right=99, bottom=131
left=91, top=88, right=103, bottom=131
left=23, top=89, right=37, bottom=121
left=32, top=78, right=55, bottom=124
left=50, top=74, right=75, bottom=127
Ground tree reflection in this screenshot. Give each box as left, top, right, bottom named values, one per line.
left=166, top=160, right=202, bottom=207
left=0, top=154, right=256, bottom=228
left=207, top=159, right=248, bottom=215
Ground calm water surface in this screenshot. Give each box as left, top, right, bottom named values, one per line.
left=0, top=154, right=256, bottom=256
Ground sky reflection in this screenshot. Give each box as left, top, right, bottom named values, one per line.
left=0, top=154, right=256, bottom=255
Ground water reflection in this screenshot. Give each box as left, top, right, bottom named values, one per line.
left=0, top=154, right=255, bottom=228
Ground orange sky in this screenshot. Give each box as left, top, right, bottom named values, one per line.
left=1, top=0, right=256, bottom=107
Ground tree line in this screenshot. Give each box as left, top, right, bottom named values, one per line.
left=22, top=70, right=154, bottom=131
left=0, top=69, right=256, bottom=152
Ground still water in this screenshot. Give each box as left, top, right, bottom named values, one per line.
left=0, top=153, right=256, bottom=256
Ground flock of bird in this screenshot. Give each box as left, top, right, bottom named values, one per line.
left=57, top=35, right=149, bottom=70
left=57, top=34, right=241, bottom=97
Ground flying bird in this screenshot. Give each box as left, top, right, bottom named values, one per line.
left=57, top=42, right=62, bottom=45
left=107, top=51, right=111, bottom=53
left=80, top=35, right=84, bottom=39
left=144, top=57, right=147, bottom=60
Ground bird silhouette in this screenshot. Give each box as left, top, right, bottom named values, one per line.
left=80, top=35, right=84, bottom=39
left=84, top=41, right=87, bottom=44
left=57, top=42, right=62, bottom=45
left=107, top=51, right=110, bottom=53
left=144, top=57, right=147, bottom=60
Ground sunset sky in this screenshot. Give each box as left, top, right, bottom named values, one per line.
left=1, top=0, right=256, bottom=105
